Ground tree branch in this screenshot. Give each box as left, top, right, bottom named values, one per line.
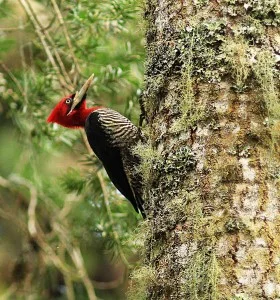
left=19, top=0, right=72, bottom=92
left=0, top=62, right=25, bottom=96
left=97, top=171, right=131, bottom=268
left=50, top=0, right=82, bottom=82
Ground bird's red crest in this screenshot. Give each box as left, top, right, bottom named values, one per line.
left=47, top=94, right=100, bottom=128
left=47, top=95, right=71, bottom=123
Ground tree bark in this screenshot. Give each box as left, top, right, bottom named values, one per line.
left=133, top=0, right=280, bottom=299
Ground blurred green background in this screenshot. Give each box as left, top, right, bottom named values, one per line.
left=0, top=0, right=144, bottom=299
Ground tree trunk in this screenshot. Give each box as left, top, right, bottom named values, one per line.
left=133, top=1, right=280, bottom=299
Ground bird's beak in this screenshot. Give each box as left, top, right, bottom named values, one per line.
left=67, top=73, right=94, bottom=116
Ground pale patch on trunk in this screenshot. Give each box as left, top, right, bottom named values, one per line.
left=239, top=158, right=256, bottom=181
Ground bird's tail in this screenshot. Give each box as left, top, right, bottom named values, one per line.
left=136, top=194, right=146, bottom=219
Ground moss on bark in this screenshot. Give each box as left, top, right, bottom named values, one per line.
left=129, top=0, right=280, bottom=299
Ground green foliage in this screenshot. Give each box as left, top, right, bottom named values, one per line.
left=0, top=0, right=144, bottom=299
left=62, top=0, right=144, bottom=106
left=0, top=39, right=15, bottom=57
left=60, top=168, right=87, bottom=194
left=0, top=0, right=11, bottom=18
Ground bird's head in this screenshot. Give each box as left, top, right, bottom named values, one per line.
left=47, top=93, right=88, bottom=128
left=47, top=74, right=98, bottom=128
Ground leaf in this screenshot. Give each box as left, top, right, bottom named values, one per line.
left=0, top=39, right=15, bottom=55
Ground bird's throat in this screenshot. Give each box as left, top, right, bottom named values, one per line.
left=72, top=107, right=101, bottom=128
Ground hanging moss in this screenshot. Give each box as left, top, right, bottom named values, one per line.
left=127, top=265, right=156, bottom=300
left=222, top=38, right=251, bottom=92
left=142, top=74, right=166, bottom=121
left=181, top=250, right=219, bottom=300
left=133, top=139, right=162, bottom=187
left=171, top=66, right=205, bottom=133
left=253, top=50, right=279, bottom=119
left=252, top=50, right=280, bottom=148
left=126, top=220, right=155, bottom=299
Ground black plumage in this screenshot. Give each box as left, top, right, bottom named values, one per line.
left=85, top=108, right=145, bottom=217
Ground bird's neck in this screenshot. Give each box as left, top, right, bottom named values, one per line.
left=67, top=106, right=101, bottom=128
left=77, top=106, right=101, bottom=127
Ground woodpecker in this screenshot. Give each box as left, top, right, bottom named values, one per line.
left=47, top=75, right=145, bottom=217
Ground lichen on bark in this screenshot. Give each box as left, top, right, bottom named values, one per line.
left=129, top=0, right=280, bottom=299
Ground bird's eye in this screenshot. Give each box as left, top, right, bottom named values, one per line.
left=65, top=98, right=72, bottom=104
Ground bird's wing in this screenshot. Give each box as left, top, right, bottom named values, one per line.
left=85, top=108, right=145, bottom=216
left=95, top=108, right=140, bottom=147
left=121, top=148, right=145, bottom=217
